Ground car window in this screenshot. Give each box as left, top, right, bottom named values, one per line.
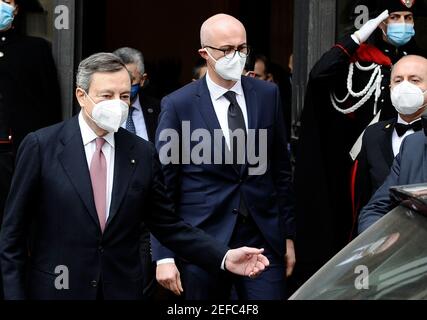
left=290, top=206, right=427, bottom=299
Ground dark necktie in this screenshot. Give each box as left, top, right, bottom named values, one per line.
left=223, top=91, right=249, bottom=218
left=126, top=106, right=136, bottom=134
left=223, top=91, right=246, bottom=166
left=395, top=120, right=422, bottom=137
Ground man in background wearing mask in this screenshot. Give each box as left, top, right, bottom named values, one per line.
left=152, top=14, right=295, bottom=300
left=0, top=52, right=271, bottom=300
left=113, top=47, right=161, bottom=143
left=294, top=0, right=426, bottom=286
left=113, top=47, right=161, bottom=300
left=358, top=54, right=427, bottom=233
left=353, top=55, right=427, bottom=236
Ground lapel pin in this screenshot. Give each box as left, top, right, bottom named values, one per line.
left=385, top=124, right=391, bottom=129
left=131, top=159, right=136, bottom=164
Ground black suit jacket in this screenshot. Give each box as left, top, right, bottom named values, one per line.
left=355, top=119, right=396, bottom=212
left=133, top=91, right=161, bottom=297
left=138, top=92, right=161, bottom=143
left=0, top=116, right=228, bottom=300
left=358, top=131, right=427, bottom=233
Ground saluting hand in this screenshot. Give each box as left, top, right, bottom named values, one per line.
left=354, top=10, right=389, bottom=43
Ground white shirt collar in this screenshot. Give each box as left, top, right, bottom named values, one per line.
left=78, top=112, right=115, bottom=148
left=397, top=114, right=420, bottom=125
left=205, top=71, right=244, bottom=101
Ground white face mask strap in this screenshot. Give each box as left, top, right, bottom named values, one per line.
left=79, top=89, right=98, bottom=122
left=81, top=89, right=97, bottom=105
left=381, top=21, right=389, bottom=39
left=204, top=48, right=218, bottom=63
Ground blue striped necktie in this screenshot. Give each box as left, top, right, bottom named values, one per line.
left=126, top=106, right=136, bottom=134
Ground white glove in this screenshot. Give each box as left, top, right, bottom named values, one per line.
left=353, top=10, right=389, bottom=44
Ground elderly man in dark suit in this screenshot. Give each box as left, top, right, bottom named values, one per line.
left=358, top=55, right=427, bottom=233
left=353, top=55, right=427, bottom=234
left=0, top=52, right=269, bottom=300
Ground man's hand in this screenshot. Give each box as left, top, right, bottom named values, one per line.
left=353, top=10, right=389, bottom=43
left=285, top=239, right=296, bottom=277
left=156, top=263, right=183, bottom=296
left=225, top=247, right=270, bottom=277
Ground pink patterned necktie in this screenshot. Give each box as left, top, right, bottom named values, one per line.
left=90, top=138, right=107, bottom=232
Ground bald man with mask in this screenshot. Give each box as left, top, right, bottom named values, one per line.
left=358, top=55, right=427, bottom=233
left=354, top=55, right=427, bottom=234
left=152, top=14, right=295, bottom=300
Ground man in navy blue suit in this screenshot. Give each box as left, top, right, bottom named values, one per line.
left=152, top=14, right=296, bottom=300
left=358, top=56, right=427, bottom=234
left=0, top=52, right=270, bottom=300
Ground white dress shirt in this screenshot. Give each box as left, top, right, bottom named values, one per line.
left=78, top=112, right=115, bottom=220
left=205, top=71, right=249, bottom=147
left=392, top=114, right=418, bottom=157
left=121, top=96, right=149, bottom=141
left=157, top=72, right=246, bottom=269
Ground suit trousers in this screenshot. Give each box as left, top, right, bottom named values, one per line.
left=179, top=214, right=286, bottom=300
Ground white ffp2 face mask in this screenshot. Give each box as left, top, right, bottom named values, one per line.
left=391, top=81, right=427, bottom=115
left=205, top=49, right=247, bottom=81
left=84, top=92, right=129, bottom=133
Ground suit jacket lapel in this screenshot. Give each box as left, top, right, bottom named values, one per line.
left=196, top=78, right=238, bottom=175
left=58, top=117, right=100, bottom=230
left=381, top=120, right=396, bottom=167
left=106, top=129, right=137, bottom=228
left=196, top=78, right=222, bottom=134
left=139, top=93, right=157, bottom=142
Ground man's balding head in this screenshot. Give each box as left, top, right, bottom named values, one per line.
left=391, top=55, right=427, bottom=119
left=391, top=55, right=427, bottom=84
left=200, top=14, right=246, bottom=48
left=198, top=14, right=248, bottom=87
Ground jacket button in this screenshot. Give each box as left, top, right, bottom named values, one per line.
left=232, top=209, right=239, bottom=214
left=91, top=280, right=98, bottom=288
left=98, top=246, right=104, bottom=253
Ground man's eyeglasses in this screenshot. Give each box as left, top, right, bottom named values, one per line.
left=204, top=45, right=250, bottom=60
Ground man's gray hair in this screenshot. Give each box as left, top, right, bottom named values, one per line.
left=113, top=47, right=145, bottom=75
left=76, top=52, right=128, bottom=92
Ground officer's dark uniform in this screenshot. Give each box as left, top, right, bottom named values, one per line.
left=0, top=26, right=62, bottom=299
left=0, top=28, right=61, bottom=223
left=293, top=0, right=426, bottom=287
